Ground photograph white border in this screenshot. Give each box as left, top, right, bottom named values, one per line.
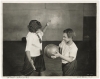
left=0, top=0, right=99, bottom=79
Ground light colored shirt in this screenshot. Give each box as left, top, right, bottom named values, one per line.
left=59, top=40, right=78, bottom=64
left=25, top=31, right=43, bottom=57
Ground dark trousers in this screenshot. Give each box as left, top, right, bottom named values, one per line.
left=62, top=60, right=78, bottom=76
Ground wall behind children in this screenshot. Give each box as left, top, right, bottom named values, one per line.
left=3, top=3, right=96, bottom=41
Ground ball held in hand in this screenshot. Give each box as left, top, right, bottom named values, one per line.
left=44, top=44, right=59, bottom=59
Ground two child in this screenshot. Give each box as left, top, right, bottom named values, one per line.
left=25, top=20, right=78, bottom=76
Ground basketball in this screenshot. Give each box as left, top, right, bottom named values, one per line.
left=44, top=44, right=59, bottom=59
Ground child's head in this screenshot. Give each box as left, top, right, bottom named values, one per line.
left=28, top=20, right=42, bottom=33
left=63, top=28, right=75, bottom=42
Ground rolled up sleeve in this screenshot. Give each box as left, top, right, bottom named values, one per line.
left=69, top=47, right=78, bottom=60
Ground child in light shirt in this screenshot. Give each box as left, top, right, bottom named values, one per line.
left=51, top=28, right=78, bottom=76
left=25, top=20, right=49, bottom=76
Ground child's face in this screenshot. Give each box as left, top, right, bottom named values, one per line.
left=63, top=33, right=71, bottom=43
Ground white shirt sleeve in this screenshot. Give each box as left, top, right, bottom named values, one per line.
left=40, top=31, right=43, bottom=36
left=37, top=29, right=44, bottom=37
left=25, top=35, right=33, bottom=52
left=69, top=47, right=78, bottom=59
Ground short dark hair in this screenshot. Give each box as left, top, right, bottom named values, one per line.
left=63, top=28, right=76, bottom=38
left=28, top=20, right=42, bottom=32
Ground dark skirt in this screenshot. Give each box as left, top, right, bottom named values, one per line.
left=21, top=53, right=34, bottom=76
left=31, top=54, right=46, bottom=72
left=62, top=60, right=77, bottom=76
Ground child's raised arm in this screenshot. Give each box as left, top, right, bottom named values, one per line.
left=42, top=20, right=51, bottom=33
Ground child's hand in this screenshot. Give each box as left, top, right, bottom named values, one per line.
left=46, top=20, right=51, bottom=26
left=55, top=51, right=61, bottom=57
left=30, top=59, right=36, bottom=70
left=51, top=51, right=61, bottom=59
left=32, top=64, right=36, bottom=70
left=51, top=56, right=57, bottom=59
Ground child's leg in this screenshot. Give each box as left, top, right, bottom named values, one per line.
left=62, top=63, right=68, bottom=76
left=36, top=55, right=46, bottom=76
left=37, top=72, right=40, bottom=76
left=36, top=70, right=45, bottom=76
left=40, top=71, right=45, bottom=76
left=32, top=54, right=46, bottom=76
left=63, top=60, right=77, bottom=76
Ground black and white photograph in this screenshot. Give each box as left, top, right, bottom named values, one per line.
left=2, top=1, right=98, bottom=78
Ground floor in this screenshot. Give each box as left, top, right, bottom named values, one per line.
left=3, top=41, right=96, bottom=76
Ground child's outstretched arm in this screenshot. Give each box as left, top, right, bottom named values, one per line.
left=42, top=20, right=51, bottom=33
left=58, top=53, right=74, bottom=62
left=51, top=51, right=74, bottom=63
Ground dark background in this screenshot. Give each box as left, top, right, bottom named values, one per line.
left=3, top=3, right=96, bottom=76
